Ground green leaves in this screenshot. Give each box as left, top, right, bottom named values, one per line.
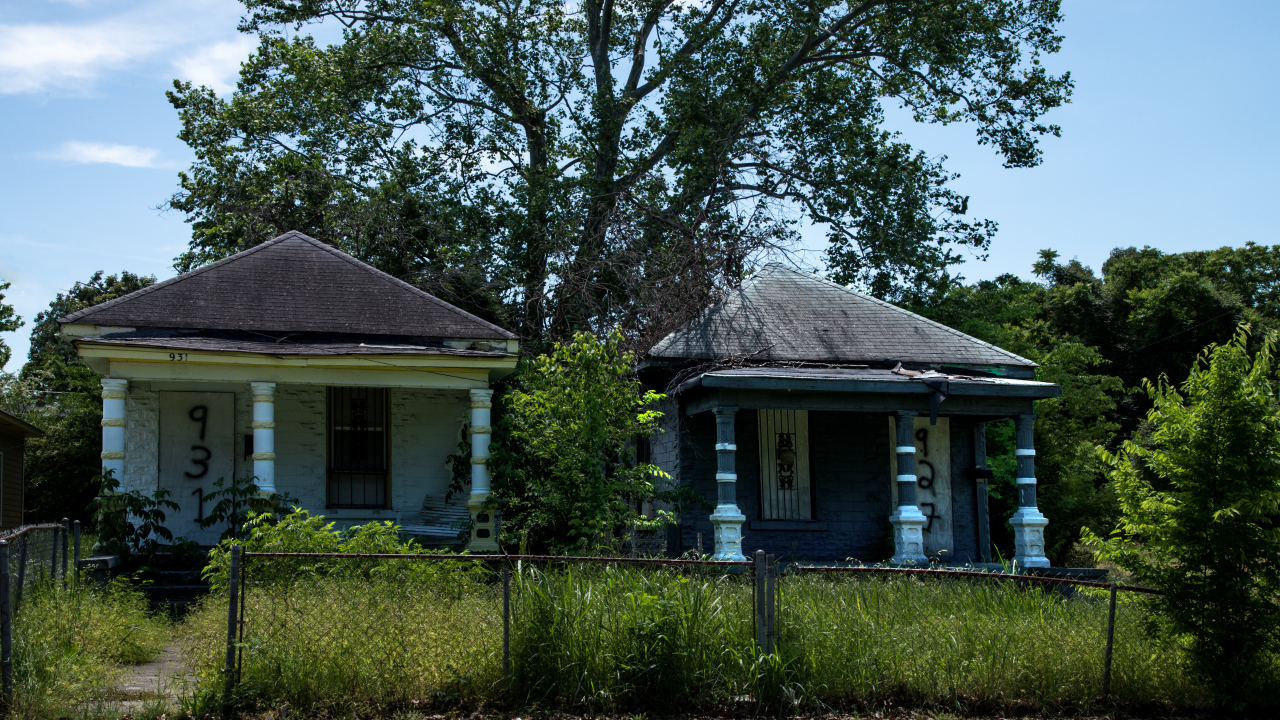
left=1089, top=325, right=1280, bottom=705
left=168, top=1, right=1072, bottom=341
left=490, top=328, right=671, bottom=554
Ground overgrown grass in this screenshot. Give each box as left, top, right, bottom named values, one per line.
left=11, top=577, right=171, bottom=719
left=184, top=562, right=1214, bottom=716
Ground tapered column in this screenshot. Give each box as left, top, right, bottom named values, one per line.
left=467, top=389, right=499, bottom=551
left=100, top=379, right=128, bottom=483
left=250, top=382, right=277, bottom=496
left=709, top=407, right=746, bottom=560
left=1010, top=413, right=1050, bottom=568
left=890, top=411, right=927, bottom=564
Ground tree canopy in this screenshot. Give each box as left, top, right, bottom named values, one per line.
left=0, top=280, right=21, bottom=369
left=168, top=0, right=1071, bottom=347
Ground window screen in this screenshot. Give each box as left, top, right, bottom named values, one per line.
left=757, top=409, right=812, bottom=520
left=328, top=387, right=390, bottom=508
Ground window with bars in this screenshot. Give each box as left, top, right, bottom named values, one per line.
left=328, top=387, right=390, bottom=508
left=757, top=409, right=812, bottom=520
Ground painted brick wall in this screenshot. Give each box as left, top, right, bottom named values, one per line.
left=274, top=385, right=328, bottom=510
left=124, top=382, right=159, bottom=494
left=679, top=410, right=989, bottom=563
left=388, top=388, right=470, bottom=510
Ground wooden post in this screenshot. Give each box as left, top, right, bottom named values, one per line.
left=1, top=541, right=12, bottom=712
left=1102, top=581, right=1117, bottom=696
left=765, top=553, right=777, bottom=655
left=502, top=555, right=511, bottom=700
left=754, top=549, right=767, bottom=653
left=223, top=545, right=241, bottom=716
left=974, top=423, right=991, bottom=563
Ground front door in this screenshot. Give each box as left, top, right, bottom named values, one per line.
left=159, top=391, right=234, bottom=545
left=889, top=416, right=955, bottom=560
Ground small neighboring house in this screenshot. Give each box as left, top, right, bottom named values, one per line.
left=0, top=409, right=43, bottom=531
left=60, top=231, right=515, bottom=548
left=642, top=263, right=1061, bottom=567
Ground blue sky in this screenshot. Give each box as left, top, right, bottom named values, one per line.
left=2, top=1, right=1279, bottom=371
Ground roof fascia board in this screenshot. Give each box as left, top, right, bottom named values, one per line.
left=0, top=410, right=45, bottom=438
left=698, top=373, right=1061, bottom=398
left=103, top=360, right=494, bottom=389
left=76, top=342, right=517, bottom=371
left=683, top=387, right=1037, bottom=417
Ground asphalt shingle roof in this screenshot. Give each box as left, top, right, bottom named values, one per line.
left=61, top=231, right=515, bottom=340
left=647, top=263, right=1035, bottom=368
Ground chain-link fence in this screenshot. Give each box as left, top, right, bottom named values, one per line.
left=0, top=521, right=81, bottom=710
left=214, top=549, right=1198, bottom=715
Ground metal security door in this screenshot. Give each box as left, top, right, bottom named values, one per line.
left=159, top=392, right=234, bottom=545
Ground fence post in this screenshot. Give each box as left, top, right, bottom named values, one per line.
left=73, top=521, right=81, bottom=584
left=765, top=553, right=777, bottom=655
left=1, top=541, right=12, bottom=713
left=61, top=519, right=69, bottom=580
left=223, top=545, right=241, bottom=717
left=502, top=555, right=511, bottom=701
left=1102, top=581, right=1117, bottom=696
left=15, top=539, right=26, bottom=611
left=49, top=527, right=58, bottom=581
left=754, top=549, right=767, bottom=653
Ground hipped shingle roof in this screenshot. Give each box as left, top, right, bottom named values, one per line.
left=61, top=232, right=514, bottom=340
left=648, top=263, right=1034, bottom=368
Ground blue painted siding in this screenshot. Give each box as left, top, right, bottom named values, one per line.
left=679, top=409, right=988, bottom=563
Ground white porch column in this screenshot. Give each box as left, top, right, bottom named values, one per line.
left=100, top=378, right=128, bottom=483
left=709, top=407, right=746, bottom=561
left=1010, top=413, right=1050, bottom=568
left=467, top=389, right=499, bottom=551
left=890, top=411, right=928, bottom=564
left=250, top=382, right=277, bottom=497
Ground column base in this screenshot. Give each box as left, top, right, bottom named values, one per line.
left=467, top=494, right=499, bottom=552
left=1010, top=507, right=1050, bottom=568
left=709, top=505, right=746, bottom=561
left=889, top=506, right=928, bottom=564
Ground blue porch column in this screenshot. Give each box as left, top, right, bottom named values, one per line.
left=709, top=407, right=746, bottom=560
left=1009, top=413, right=1050, bottom=568
left=889, top=411, right=927, bottom=564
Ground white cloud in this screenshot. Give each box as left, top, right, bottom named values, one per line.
left=49, top=141, right=162, bottom=168
left=0, top=18, right=173, bottom=94
left=173, top=36, right=257, bottom=95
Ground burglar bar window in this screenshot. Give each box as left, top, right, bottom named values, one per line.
left=757, top=409, right=812, bottom=520
left=327, top=387, right=390, bottom=508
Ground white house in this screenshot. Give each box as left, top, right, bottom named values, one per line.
left=60, top=231, right=516, bottom=549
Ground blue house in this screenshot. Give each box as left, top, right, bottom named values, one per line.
left=642, top=264, right=1060, bottom=568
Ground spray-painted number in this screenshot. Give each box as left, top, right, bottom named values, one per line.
left=168, top=353, right=188, bottom=361
left=184, top=405, right=211, bottom=478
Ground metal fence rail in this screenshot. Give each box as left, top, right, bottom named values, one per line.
left=222, top=547, right=1169, bottom=715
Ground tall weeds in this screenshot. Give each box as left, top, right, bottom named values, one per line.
left=189, top=562, right=1211, bottom=715
left=11, top=577, right=170, bottom=719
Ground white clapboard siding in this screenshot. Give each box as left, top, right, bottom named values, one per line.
left=758, top=409, right=811, bottom=520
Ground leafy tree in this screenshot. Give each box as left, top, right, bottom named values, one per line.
left=12, top=271, right=155, bottom=524
left=167, top=0, right=1072, bottom=345
left=490, top=329, right=673, bottom=553
left=0, top=280, right=21, bottom=369
left=1087, top=326, right=1280, bottom=707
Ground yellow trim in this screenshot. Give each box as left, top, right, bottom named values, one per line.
left=75, top=342, right=516, bottom=388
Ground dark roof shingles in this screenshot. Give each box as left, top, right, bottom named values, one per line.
left=61, top=232, right=515, bottom=339
left=648, top=263, right=1034, bottom=367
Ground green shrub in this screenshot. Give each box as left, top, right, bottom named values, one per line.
left=1089, top=326, right=1280, bottom=707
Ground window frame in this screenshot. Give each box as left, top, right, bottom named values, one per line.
left=325, top=386, right=392, bottom=509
